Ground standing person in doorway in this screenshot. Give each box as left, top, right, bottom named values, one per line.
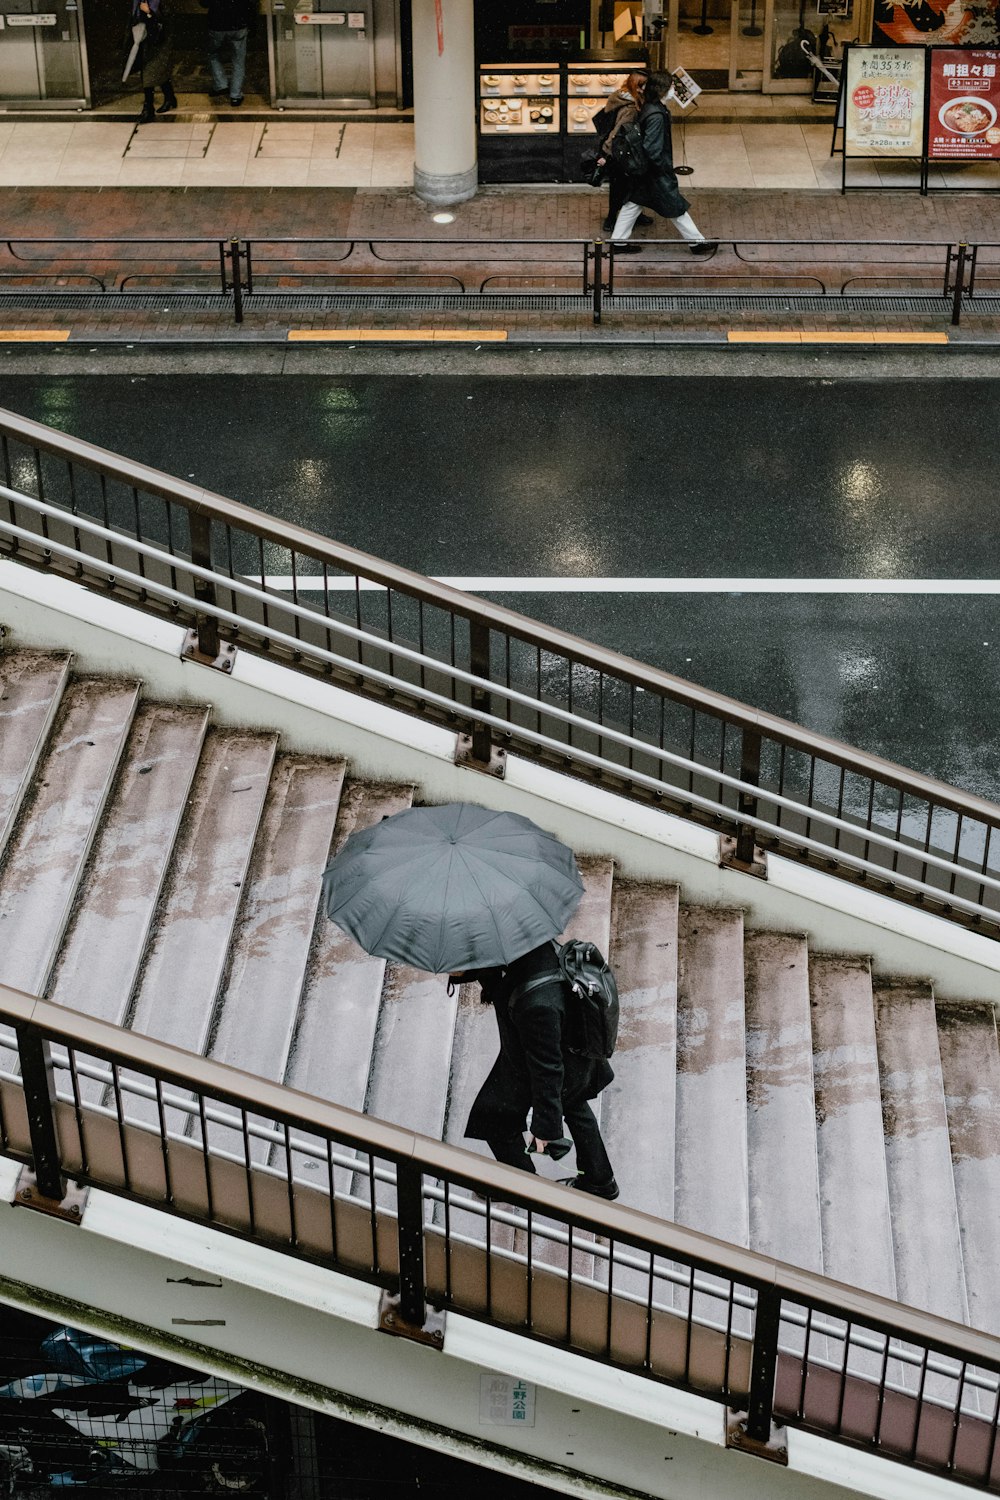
left=609, top=72, right=715, bottom=255
left=129, top=0, right=176, bottom=123
left=459, top=942, right=620, bottom=1200
left=199, top=0, right=254, bottom=107
left=592, top=72, right=652, bottom=234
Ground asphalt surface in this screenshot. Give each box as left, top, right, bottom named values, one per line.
left=1, top=369, right=998, bottom=796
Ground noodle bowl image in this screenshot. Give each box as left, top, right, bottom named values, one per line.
left=939, top=96, right=997, bottom=135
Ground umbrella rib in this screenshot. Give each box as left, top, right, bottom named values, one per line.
left=455, top=847, right=510, bottom=962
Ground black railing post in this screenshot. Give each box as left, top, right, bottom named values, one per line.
left=951, top=241, right=968, bottom=327
left=746, top=1285, right=781, bottom=1443
left=735, top=728, right=762, bottom=866
left=469, top=619, right=493, bottom=765
left=230, top=238, right=244, bottom=325
left=15, top=1024, right=66, bottom=1203
left=244, top=238, right=254, bottom=298
left=395, top=1161, right=428, bottom=1327
left=188, top=510, right=220, bottom=660
left=219, top=239, right=229, bottom=297
left=593, top=240, right=603, bottom=325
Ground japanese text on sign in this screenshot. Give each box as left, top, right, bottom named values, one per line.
left=929, top=48, right=1000, bottom=159
left=844, top=46, right=926, bottom=156
left=479, top=1375, right=537, bottom=1427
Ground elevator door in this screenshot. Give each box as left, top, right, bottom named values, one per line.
left=269, top=0, right=375, bottom=106
left=0, top=0, right=89, bottom=105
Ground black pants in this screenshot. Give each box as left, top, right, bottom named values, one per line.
left=607, top=171, right=628, bottom=226
left=487, top=1093, right=614, bottom=1185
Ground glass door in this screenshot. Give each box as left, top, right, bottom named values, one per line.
left=668, top=0, right=739, bottom=91
left=0, top=0, right=90, bottom=105
left=729, top=0, right=766, bottom=88
left=268, top=0, right=375, bottom=107
left=764, top=0, right=859, bottom=90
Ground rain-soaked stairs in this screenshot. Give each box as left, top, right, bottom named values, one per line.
left=3, top=646, right=1000, bottom=1336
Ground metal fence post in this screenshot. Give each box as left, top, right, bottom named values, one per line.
left=745, top=1285, right=782, bottom=1443
left=377, top=1161, right=443, bottom=1348
left=469, top=619, right=493, bottom=764
left=593, top=240, right=603, bottom=325
left=230, top=238, right=244, bottom=325
left=188, top=510, right=221, bottom=661
left=951, top=241, right=968, bottom=327
left=735, top=728, right=762, bottom=866
left=15, top=1024, right=66, bottom=1203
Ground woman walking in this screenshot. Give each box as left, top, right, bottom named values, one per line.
left=127, top=0, right=177, bottom=123
left=593, top=72, right=652, bottom=234
left=608, top=72, right=714, bottom=255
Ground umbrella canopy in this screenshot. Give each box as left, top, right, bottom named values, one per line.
left=321, top=802, right=583, bottom=974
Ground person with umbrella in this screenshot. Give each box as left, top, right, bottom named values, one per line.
left=322, top=802, right=619, bottom=1201
left=456, top=942, right=619, bottom=1199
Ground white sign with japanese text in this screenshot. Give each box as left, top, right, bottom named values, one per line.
left=479, top=1375, right=536, bottom=1428
left=844, top=46, right=926, bottom=156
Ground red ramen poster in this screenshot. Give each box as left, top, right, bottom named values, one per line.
left=928, top=48, right=1000, bottom=157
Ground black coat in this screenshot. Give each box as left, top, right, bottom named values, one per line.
left=627, top=100, right=690, bottom=221
left=465, top=942, right=614, bottom=1144
left=199, top=0, right=254, bottom=27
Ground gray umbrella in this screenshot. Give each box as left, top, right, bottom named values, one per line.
left=321, top=802, right=583, bottom=974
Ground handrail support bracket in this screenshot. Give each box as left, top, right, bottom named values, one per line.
left=456, top=732, right=507, bottom=779
left=726, top=1410, right=788, bottom=1465
left=14, top=1165, right=89, bottom=1225
left=719, top=834, right=767, bottom=880
left=181, top=627, right=237, bottom=674
left=378, top=1290, right=446, bottom=1350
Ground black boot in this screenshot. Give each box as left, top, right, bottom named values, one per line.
left=156, top=80, right=177, bottom=114
left=136, top=88, right=156, bottom=124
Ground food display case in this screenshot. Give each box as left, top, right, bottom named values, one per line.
left=477, top=54, right=647, bottom=183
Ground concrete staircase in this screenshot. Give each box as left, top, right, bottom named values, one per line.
left=2, top=647, right=999, bottom=1337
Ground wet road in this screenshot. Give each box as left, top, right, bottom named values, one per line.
left=2, top=372, right=998, bottom=796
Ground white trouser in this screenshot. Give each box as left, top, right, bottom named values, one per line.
left=610, top=200, right=703, bottom=243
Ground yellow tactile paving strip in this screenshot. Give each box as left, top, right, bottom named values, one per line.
left=0, top=330, right=71, bottom=342
left=728, top=331, right=949, bottom=345
left=288, top=329, right=508, bottom=343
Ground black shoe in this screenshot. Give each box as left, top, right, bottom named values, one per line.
left=601, top=217, right=614, bottom=231
left=156, top=84, right=177, bottom=114
left=637, top=213, right=654, bottom=227
left=612, top=243, right=642, bottom=255
left=561, top=1175, right=620, bottom=1200
left=208, top=87, right=229, bottom=98
left=230, top=95, right=244, bottom=106
left=136, top=106, right=156, bottom=124
left=689, top=240, right=718, bottom=257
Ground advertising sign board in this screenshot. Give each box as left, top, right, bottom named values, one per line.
left=844, top=46, right=926, bottom=155
left=928, top=48, right=1000, bottom=158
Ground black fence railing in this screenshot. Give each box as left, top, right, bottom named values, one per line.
left=0, top=234, right=985, bottom=325
left=3, top=986, right=1000, bottom=1494
left=1, top=406, right=999, bottom=940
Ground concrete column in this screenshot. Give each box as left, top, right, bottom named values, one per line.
left=411, top=0, right=477, bottom=205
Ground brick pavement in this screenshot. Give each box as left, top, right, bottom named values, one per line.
left=1, top=184, right=999, bottom=342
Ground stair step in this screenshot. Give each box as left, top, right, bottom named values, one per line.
left=127, top=729, right=278, bottom=1055
left=207, top=756, right=346, bottom=1082
left=875, top=981, right=968, bottom=1324
left=0, top=650, right=71, bottom=857
left=809, top=954, right=895, bottom=1299
left=48, top=705, right=211, bottom=1027
left=284, top=781, right=414, bottom=1111
left=937, top=1002, right=1000, bottom=1335
left=0, top=677, right=140, bottom=998
left=674, top=906, right=749, bottom=1247
left=365, top=963, right=457, bottom=1140
left=744, top=932, right=823, bottom=1272
left=604, top=880, right=678, bottom=1219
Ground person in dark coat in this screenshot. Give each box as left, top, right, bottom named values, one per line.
left=199, top=0, right=254, bottom=107
left=608, top=72, right=714, bottom=256
left=128, top=0, right=176, bottom=123
left=460, top=941, right=619, bottom=1199
left=592, top=73, right=652, bottom=234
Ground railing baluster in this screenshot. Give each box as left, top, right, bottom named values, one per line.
left=14, top=1023, right=66, bottom=1201
left=189, top=509, right=220, bottom=659
left=735, top=729, right=762, bottom=866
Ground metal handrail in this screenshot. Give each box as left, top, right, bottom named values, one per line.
left=3, top=406, right=1000, bottom=938
left=2, top=491, right=999, bottom=923
left=3, top=985, right=1000, bottom=1489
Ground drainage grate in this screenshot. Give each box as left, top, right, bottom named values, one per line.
left=2, top=289, right=1000, bottom=315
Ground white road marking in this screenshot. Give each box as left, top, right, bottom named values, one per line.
left=260, top=576, right=1000, bottom=594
